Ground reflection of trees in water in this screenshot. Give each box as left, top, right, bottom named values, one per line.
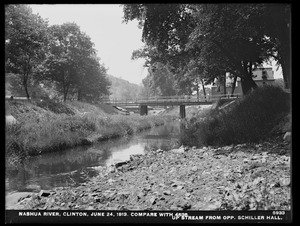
left=148, top=121, right=181, bottom=137
left=22, top=136, right=134, bottom=173
left=6, top=136, right=139, bottom=192
left=6, top=121, right=181, bottom=192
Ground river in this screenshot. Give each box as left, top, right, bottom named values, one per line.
left=5, top=120, right=181, bottom=194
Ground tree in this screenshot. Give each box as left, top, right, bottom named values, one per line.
left=45, top=23, right=82, bottom=101
left=5, top=4, right=49, bottom=99
left=123, top=4, right=290, bottom=95
left=44, top=22, right=110, bottom=102
left=141, top=75, right=153, bottom=98
left=186, top=4, right=271, bottom=94
left=146, top=62, right=177, bottom=96
left=75, top=55, right=111, bottom=102
left=124, top=4, right=198, bottom=95
left=261, top=4, right=291, bottom=89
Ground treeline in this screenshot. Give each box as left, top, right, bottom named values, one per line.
left=5, top=5, right=111, bottom=103
left=123, top=4, right=291, bottom=96
left=107, top=75, right=145, bottom=100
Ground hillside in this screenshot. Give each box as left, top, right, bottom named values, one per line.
left=107, top=74, right=144, bottom=100
left=5, top=73, right=145, bottom=103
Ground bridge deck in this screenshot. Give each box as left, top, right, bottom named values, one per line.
left=104, top=94, right=240, bottom=106
left=109, top=101, right=213, bottom=106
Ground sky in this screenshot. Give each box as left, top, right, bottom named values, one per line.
left=30, top=4, right=282, bottom=86
left=30, top=4, right=148, bottom=85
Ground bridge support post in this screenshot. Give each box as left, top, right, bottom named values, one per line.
left=140, top=105, right=148, bottom=116
left=180, top=105, right=186, bottom=118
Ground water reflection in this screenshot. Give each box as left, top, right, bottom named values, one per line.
left=6, top=120, right=181, bottom=193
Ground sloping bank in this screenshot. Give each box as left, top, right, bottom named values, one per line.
left=5, top=100, right=169, bottom=170
left=180, top=86, right=291, bottom=147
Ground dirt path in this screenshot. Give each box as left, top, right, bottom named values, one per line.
left=9, top=138, right=291, bottom=211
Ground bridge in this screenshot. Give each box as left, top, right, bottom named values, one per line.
left=5, top=96, right=30, bottom=101
left=104, top=94, right=241, bottom=118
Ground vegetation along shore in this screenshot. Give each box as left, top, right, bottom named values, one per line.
left=6, top=86, right=292, bottom=211
left=5, top=99, right=169, bottom=171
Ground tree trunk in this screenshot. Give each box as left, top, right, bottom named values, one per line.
left=231, top=74, right=237, bottom=96
left=200, top=78, right=206, bottom=100
left=62, top=79, right=66, bottom=102
left=217, top=75, right=221, bottom=92
left=23, top=73, right=30, bottom=99
left=77, top=89, right=82, bottom=101
left=223, top=73, right=226, bottom=96
left=241, top=71, right=257, bottom=95
left=62, top=70, right=71, bottom=102
left=24, top=82, right=30, bottom=99
left=279, top=13, right=291, bottom=90
left=281, top=51, right=291, bottom=89
left=196, top=79, right=199, bottom=101
left=63, top=89, right=67, bottom=102
left=240, top=61, right=257, bottom=95
left=62, top=82, right=69, bottom=102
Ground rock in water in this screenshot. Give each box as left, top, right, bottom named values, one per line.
left=38, top=190, right=51, bottom=197
left=115, top=161, right=128, bottom=168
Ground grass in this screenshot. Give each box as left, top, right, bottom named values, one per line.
left=5, top=100, right=167, bottom=170
left=180, top=85, right=291, bottom=147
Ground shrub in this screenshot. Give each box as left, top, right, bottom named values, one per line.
left=5, top=123, right=26, bottom=169
left=181, top=85, right=291, bottom=147
left=35, top=99, right=75, bottom=115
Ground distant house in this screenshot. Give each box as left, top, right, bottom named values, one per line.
left=211, top=67, right=275, bottom=97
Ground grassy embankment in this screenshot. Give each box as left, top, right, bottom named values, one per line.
left=180, top=85, right=291, bottom=147
left=5, top=99, right=168, bottom=170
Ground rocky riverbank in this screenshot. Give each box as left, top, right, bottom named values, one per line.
left=8, top=136, right=291, bottom=211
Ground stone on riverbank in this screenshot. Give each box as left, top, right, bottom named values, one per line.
left=171, top=145, right=188, bottom=154
left=6, top=192, right=34, bottom=209
left=6, top=115, right=18, bottom=125
left=115, top=160, right=129, bottom=168
left=13, top=138, right=291, bottom=211
left=38, top=190, right=52, bottom=198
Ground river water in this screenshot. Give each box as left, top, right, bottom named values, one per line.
left=5, top=120, right=181, bottom=194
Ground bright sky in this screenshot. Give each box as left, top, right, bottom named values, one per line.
left=30, top=4, right=148, bottom=85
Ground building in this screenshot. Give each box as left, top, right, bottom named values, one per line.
left=211, top=67, right=275, bottom=97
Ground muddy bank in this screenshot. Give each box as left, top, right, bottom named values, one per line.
left=10, top=136, right=291, bottom=211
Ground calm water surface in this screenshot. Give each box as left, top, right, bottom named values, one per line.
left=6, top=120, right=181, bottom=194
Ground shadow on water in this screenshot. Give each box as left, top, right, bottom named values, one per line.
left=6, top=120, right=182, bottom=194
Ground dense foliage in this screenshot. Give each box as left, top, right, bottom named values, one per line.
left=5, top=4, right=111, bottom=102
left=180, top=86, right=290, bottom=146
left=123, top=4, right=291, bottom=94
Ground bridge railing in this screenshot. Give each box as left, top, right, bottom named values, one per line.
left=5, top=96, right=31, bottom=101
left=102, top=93, right=241, bottom=105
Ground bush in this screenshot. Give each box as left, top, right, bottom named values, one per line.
left=181, top=85, right=291, bottom=147
left=35, top=99, right=75, bottom=115
left=5, top=123, right=26, bottom=170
